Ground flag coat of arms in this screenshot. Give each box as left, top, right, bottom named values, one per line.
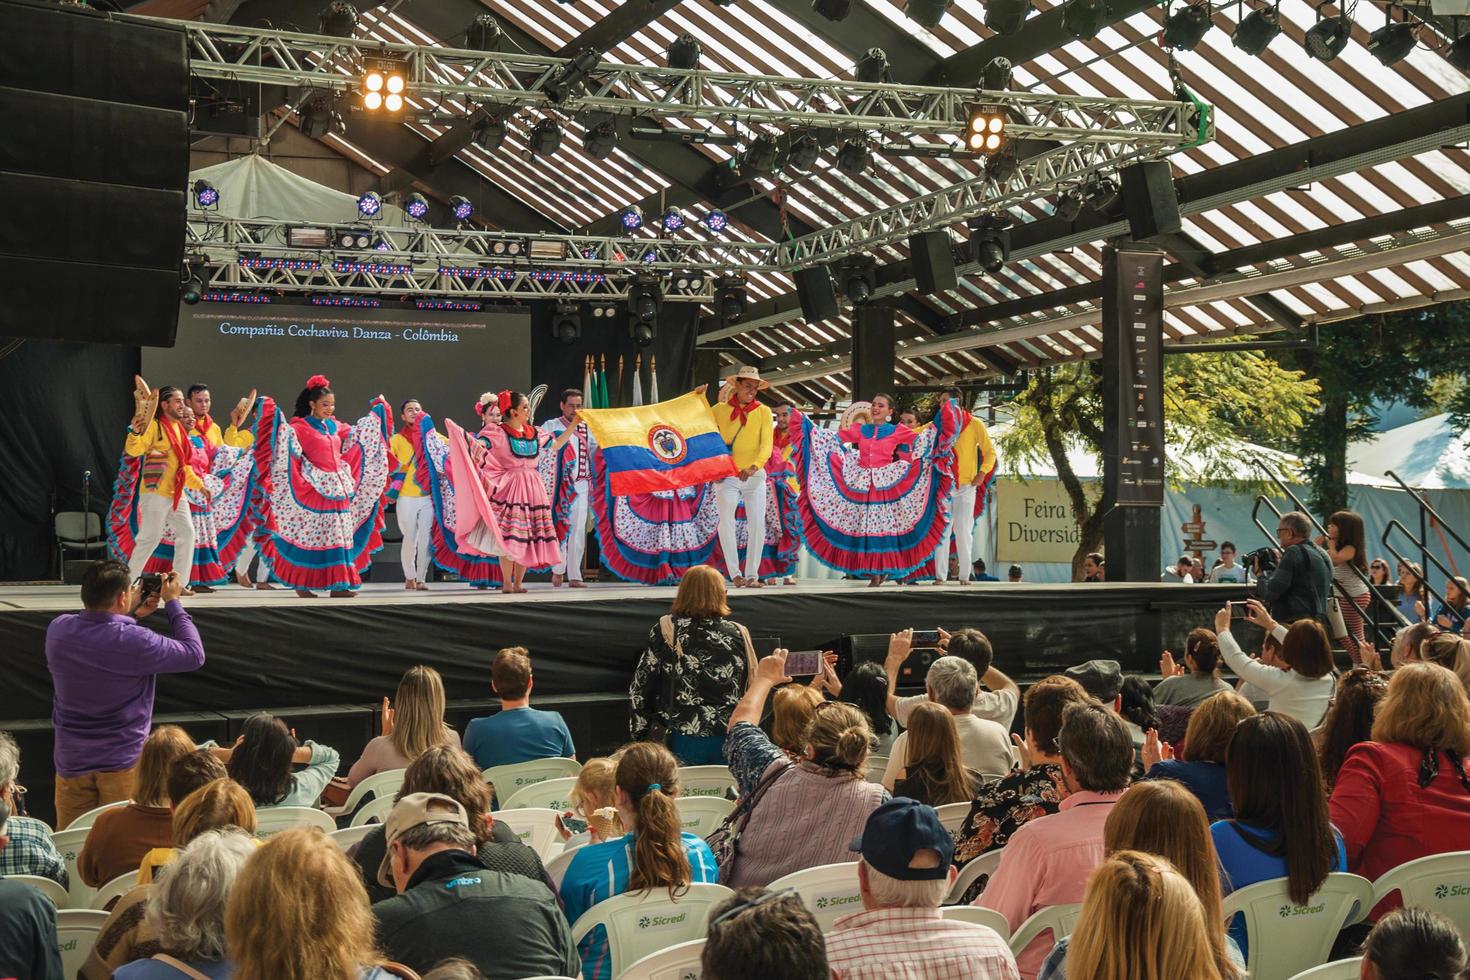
left=578, top=390, right=737, bottom=495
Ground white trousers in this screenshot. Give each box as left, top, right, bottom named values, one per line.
left=130, top=492, right=194, bottom=586
left=234, top=541, right=257, bottom=578
left=397, top=495, right=435, bottom=581
left=553, top=481, right=590, bottom=580
left=716, top=473, right=768, bottom=581
left=935, top=483, right=978, bottom=582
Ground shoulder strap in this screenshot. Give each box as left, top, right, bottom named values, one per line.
left=735, top=622, right=758, bottom=687
left=660, top=615, right=681, bottom=657
left=150, top=954, right=214, bottom=980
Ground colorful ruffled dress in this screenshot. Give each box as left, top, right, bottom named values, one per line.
left=474, top=422, right=564, bottom=569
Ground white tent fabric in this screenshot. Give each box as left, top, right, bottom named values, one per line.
left=1349, top=414, right=1470, bottom=491
left=187, top=154, right=407, bottom=225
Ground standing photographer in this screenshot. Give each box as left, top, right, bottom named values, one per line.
left=44, top=560, right=206, bottom=829
left=1254, top=511, right=1332, bottom=625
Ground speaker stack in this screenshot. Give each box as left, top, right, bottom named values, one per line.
left=1119, top=160, right=1183, bottom=240
left=795, top=265, right=841, bottom=323
left=0, top=0, right=190, bottom=346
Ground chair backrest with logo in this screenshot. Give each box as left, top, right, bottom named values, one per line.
left=768, top=862, right=864, bottom=934
left=568, top=882, right=733, bottom=979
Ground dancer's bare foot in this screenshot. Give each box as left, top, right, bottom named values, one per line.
left=748, top=579, right=765, bottom=588
left=237, top=571, right=254, bottom=589
left=330, top=590, right=355, bottom=598
left=568, top=580, right=587, bottom=589
left=783, top=577, right=797, bottom=586
left=256, top=582, right=276, bottom=590
left=404, top=580, right=415, bottom=591
left=295, top=589, right=318, bottom=598
left=414, top=582, right=428, bottom=591
left=181, top=587, right=196, bottom=597
left=193, top=585, right=215, bottom=594
left=868, top=577, right=883, bottom=588
left=552, top=573, right=564, bottom=588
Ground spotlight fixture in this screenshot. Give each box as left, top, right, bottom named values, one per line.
left=705, top=210, right=729, bottom=233
left=985, top=0, right=1031, bottom=35
left=181, top=266, right=204, bottom=305
left=318, top=0, right=357, bottom=37
left=668, top=32, right=701, bottom=70
left=299, top=94, right=344, bottom=140
left=587, top=302, right=617, bottom=319
left=581, top=120, right=617, bottom=159
left=361, top=61, right=406, bottom=112
left=1054, top=189, right=1084, bottom=222
left=192, top=179, right=219, bottom=210
left=529, top=118, right=564, bottom=156
left=1304, top=10, right=1350, bottom=61
left=814, top=0, right=852, bottom=20
left=619, top=205, right=645, bottom=231
left=1449, top=32, right=1470, bottom=70
left=403, top=193, right=429, bottom=221
left=905, top=0, right=953, bottom=28
left=466, top=14, right=502, bottom=51
left=357, top=190, right=382, bottom=218
left=741, top=135, right=779, bottom=175
left=968, top=215, right=1012, bottom=275
left=981, top=57, right=1013, bottom=91
left=668, top=271, right=707, bottom=295
left=1367, top=20, right=1416, bottom=66
left=627, top=275, right=661, bottom=345
left=836, top=138, right=871, bottom=176
left=1163, top=2, right=1211, bottom=50
left=855, top=47, right=889, bottom=83
left=545, top=49, right=597, bottom=103
left=473, top=117, right=507, bottom=151
left=661, top=208, right=685, bottom=232
left=965, top=106, right=1007, bottom=153
left=787, top=133, right=821, bottom=171
left=835, top=255, right=877, bottom=304
left=448, top=195, right=474, bottom=223
left=552, top=303, right=581, bottom=345
left=715, top=274, right=747, bottom=325
left=1232, top=5, right=1281, bottom=54
left=336, top=227, right=373, bottom=249
left=1084, top=175, right=1120, bottom=213
left=1062, top=0, right=1106, bottom=39
left=986, top=148, right=1019, bottom=183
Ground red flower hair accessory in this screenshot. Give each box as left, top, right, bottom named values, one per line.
left=497, top=390, right=514, bottom=416
left=306, top=374, right=331, bottom=390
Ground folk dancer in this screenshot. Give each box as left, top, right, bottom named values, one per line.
left=543, top=388, right=596, bottom=588
left=710, top=366, right=774, bottom=587
left=932, top=386, right=997, bottom=585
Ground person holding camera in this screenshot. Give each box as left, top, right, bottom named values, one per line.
left=44, top=560, right=206, bottom=829
left=1253, top=511, right=1332, bottom=624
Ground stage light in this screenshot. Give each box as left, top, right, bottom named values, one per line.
left=1305, top=12, right=1349, bottom=61
left=1084, top=175, right=1120, bottom=213
left=365, top=71, right=383, bottom=92
left=299, top=94, right=344, bottom=140
left=986, top=148, right=1019, bottom=183
left=1368, top=21, right=1416, bottom=66
left=706, top=210, right=729, bottom=233
left=364, top=91, right=382, bottom=110
left=357, top=191, right=382, bottom=218
left=835, top=255, right=876, bottom=304
left=661, top=208, right=685, bottom=232
left=619, top=205, right=645, bottom=231
left=906, top=0, right=953, bottom=27
left=640, top=249, right=658, bottom=264
left=1232, top=5, right=1280, bottom=54
left=1054, top=189, right=1084, bottom=221
left=403, top=193, right=429, bottom=221
left=1450, top=32, right=1470, bottom=70
left=856, top=47, right=888, bottom=83
left=837, top=139, right=871, bottom=175
left=981, top=57, right=1013, bottom=91
left=581, top=120, right=617, bottom=158
left=741, top=135, right=779, bottom=175
left=1163, top=2, right=1211, bottom=50
left=386, top=74, right=404, bottom=95
left=449, top=195, right=474, bottom=222
left=181, top=267, right=204, bottom=305
left=1063, top=0, right=1106, bottom=39
left=545, top=49, right=597, bottom=103
left=715, top=274, right=747, bottom=324
left=985, top=0, right=1031, bottom=35
left=966, top=107, right=1006, bottom=153
left=310, top=294, right=380, bottom=308
left=968, top=215, right=1011, bottom=275
left=787, top=133, right=821, bottom=171
left=668, top=272, right=707, bottom=295
left=384, top=93, right=403, bottom=112
left=336, top=227, right=372, bottom=248
left=815, top=0, right=852, bottom=19
left=627, top=275, right=661, bottom=344
left=466, top=14, right=502, bottom=51
left=192, top=179, right=219, bottom=210
left=415, top=298, right=482, bottom=311
left=318, top=0, right=357, bottom=37
left=552, top=303, right=581, bottom=344
left=529, top=118, right=564, bottom=156
left=669, top=33, right=701, bottom=70
left=588, top=302, right=616, bottom=318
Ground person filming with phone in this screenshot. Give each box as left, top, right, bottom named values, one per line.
left=1253, top=511, right=1332, bottom=625
left=44, top=560, right=206, bottom=829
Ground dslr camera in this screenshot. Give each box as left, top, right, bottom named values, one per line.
left=1242, top=546, right=1278, bottom=575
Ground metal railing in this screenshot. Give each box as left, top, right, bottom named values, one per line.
left=1379, top=469, right=1469, bottom=630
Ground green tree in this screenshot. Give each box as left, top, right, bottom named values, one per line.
left=999, top=350, right=1319, bottom=579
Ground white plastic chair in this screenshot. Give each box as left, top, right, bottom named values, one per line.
left=330, top=824, right=377, bottom=850
left=677, top=766, right=737, bottom=799
left=675, top=795, right=736, bottom=839
left=619, top=937, right=707, bottom=980
left=1222, top=873, right=1374, bottom=980
left=501, top=776, right=579, bottom=812
left=56, top=908, right=110, bottom=978
left=1008, top=902, right=1083, bottom=960
left=568, top=882, right=732, bottom=980
left=8, top=874, right=68, bottom=907
left=63, top=800, right=128, bottom=833
left=254, top=806, right=339, bottom=837
left=1370, top=850, right=1470, bottom=937
left=769, top=861, right=863, bottom=933
left=934, top=802, right=970, bottom=834
left=90, top=870, right=140, bottom=911
left=947, top=849, right=1003, bottom=904
left=1288, top=959, right=1365, bottom=980
left=546, top=845, right=581, bottom=888
left=866, top=755, right=890, bottom=783
left=48, top=827, right=96, bottom=909
left=495, top=808, right=564, bottom=861
left=323, top=767, right=406, bottom=819
left=350, top=793, right=397, bottom=828
left=485, top=757, right=584, bottom=803
left=940, top=904, right=1012, bottom=939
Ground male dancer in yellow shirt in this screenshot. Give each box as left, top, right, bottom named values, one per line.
left=710, top=366, right=774, bottom=587
left=933, top=386, right=997, bottom=584
left=125, top=382, right=205, bottom=589
left=387, top=399, right=435, bottom=590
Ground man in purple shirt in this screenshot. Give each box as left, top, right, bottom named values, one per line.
left=45, top=560, right=205, bottom=829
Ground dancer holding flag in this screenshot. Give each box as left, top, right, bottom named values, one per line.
left=932, top=386, right=998, bottom=585
left=710, top=366, right=774, bottom=587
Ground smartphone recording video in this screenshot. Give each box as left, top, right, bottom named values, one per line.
left=784, top=649, right=824, bottom=676
left=1229, top=601, right=1248, bottom=620
left=910, top=629, right=942, bottom=648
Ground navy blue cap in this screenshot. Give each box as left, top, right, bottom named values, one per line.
left=848, top=797, right=953, bottom=881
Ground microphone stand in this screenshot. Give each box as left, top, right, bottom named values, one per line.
left=81, top=470, right=92, bottom=576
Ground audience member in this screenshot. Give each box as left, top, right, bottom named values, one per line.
left=463, top=649, right=575, bottom=772
left=772, top=683, right=826, bottom=757
left=220, top=713, right=340, bottom=809
left=1082, top=553, right=1104, bottom=583
left=112, top=828, right=255, bottom=980
left=0, top=796, right=64, bottom=980
left=165, top=750, right=227, bottom=808
left=1212, top=542, right=1249, bottom=584
left=628, top=566, right=757, bottom=764
left=1391, top=619, right=1440, bottom=669
left=701, top=886, right=829, bottom=980
left=1367, top=558, right=1391, bottom=587
left=1234, top=629, right=1282, bottom=709
left=346, top=665, right=459, bottom=788
left=977, top=701, right=1134, bottom=979
left=1432, top=575, right=1470, bottom=631
left=421, top=960, right=483, bottom=980
left=560, top=742, right=718, bottom=980
left=1117, top=675, right=1157, bottom=759
left=0, top=732, right=67, bottom=886
left=1062, top=659, right=1122, bottom=706
left=1397, top=560, right=1428, bottom=624
left=1007, top=565, right=1023, bottom=583
left=883, top=656, right=1013, bottom=787
left=45, top=561, right=206, bottom=829
left=1161, top=555, right=1195, bottom=583
left=1420, top=631, right=1470, bottom=693
left=724, top=652, right=885, bottom=886
left=1316, top=668, right=1389, bottom=789
left=826, top=798, right=1019, bottom=980
left=138, top=776, right=258, bottom=884
left=562, top=755, right=625, bottom=849
left=1154, top=628, right=1233, bottom=707
left=1255, top=511, right=1332, bottom=623
left=80, top=724, right=195, bottom=887
left=972, top=559, right=999, bottom=582
left=351, top=745, right=550, bottom=905
left=225, top=827, right=400, bottom=980
left=888, top=627, right=1021, bottom=729
left=839, top=661, right=898, bottom=755
left=1140, top=690, right=1255, bottom=820
left=892, top=703, right=983, bottom=806
left=372, top=793, right=578, bottom=980
left=1050, top=852, right=1225, bottom=980
left=1038, top=780, right=1243, bottom=980
left=1361, top=907, right=1468, bottom=980
left=1217, top=600, right=1335, bottom=728
left=1329, top=663, right=1470, bottom=888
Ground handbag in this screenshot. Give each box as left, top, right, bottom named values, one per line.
left=705, top=761, right=792, bottom=880
left=1327, top=595, right=1348, bottom=640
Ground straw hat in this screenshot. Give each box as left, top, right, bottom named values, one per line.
left=722, top=365, right=771, bottom=390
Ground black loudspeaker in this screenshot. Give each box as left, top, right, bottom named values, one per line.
left=0, top=0, right=189, bottom=346
left=850, top=303, right=895, bottom=400
left=1120, top=161, right=1183, bottom=240
left=795, top=265, right=840, bottom=323
left=841, top=633, right=934, bottom=694
left=910, top=231, right=958, bottom=294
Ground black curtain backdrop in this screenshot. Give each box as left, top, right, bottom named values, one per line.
left=0, top=340, right=139, bottom=580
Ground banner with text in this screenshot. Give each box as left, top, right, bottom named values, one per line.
left=995, top=478, right=1101, bottom=564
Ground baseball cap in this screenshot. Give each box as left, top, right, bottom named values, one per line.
left=376, top=792, right=469, bottom=886
left=848, top=797, right=953, bottom=881
left=1064, top=659, right=1123, bottom=703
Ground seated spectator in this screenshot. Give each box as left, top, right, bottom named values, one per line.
left=977, top=702, right=1134, bottom=979
left=892, top=703, right=983, bottom=806
left=1117, top=675, right=1157, bottom=762
left=0, top=796, right=64, bottom=980
left=1316, top=668, right=1389, bottom=789
left=1431, top=575, right=1470, bottom=632
left=225, top=827, right=401, bottom=980
left=562, top=756, right=624, bottom=849
left=372, top=793, right=578, bottom=980
left=219, top=713, right=340, bottom=809
left=972, top=559, right=999, bottom=582
left=112, top=828, right=255, bottom=980
left=1007, top=565, right=1023, bottom=583
left=702, top=886, right=829, bottom=980
left=139, top=777, right=258, bottom=883
left=772, top=683, right=825, bottom=758
left=345, top=665, right=459, bottom=789
left=1154, top=628, right=1233, bottom=707
left=1217, top=601, right=1335, bottom=728
left=166, top=750, right=227, bottom=808
left=1329, top=662, right=1470, bottom=890
left=1361, top=906, right=1468, bottom=980
left=628, top=565, right=757, bottom=765
left=1051, top=852, right=1224, bottom=980
left=1039, top=780, right=1243, bottom=979
left=1161, top=555, right=1195, bottom=583
left=1234, top=629, right=1283, bottom=709
left=838, top=661, right=899, bottom=755
left=0, top=731, right=68, bottom=887
left=560, top=743, right=718, bottom=980
left=886, top=628, right=1020, bottom=729
left=1419, top=631, right=1470, bottom=693
left=883, top=656, right=1013, bottom=788
left=827, top=798, right=1019, bottom=980
left=1082, top=552, right=1103, bottom=583
left=723, top=652, right=886, bottom=887
left=80, top=725, right=195, bottom=887
left=1062, top=659, right=1122, bottom=707
left=422, top=960, right=482, bottom=980
left=953, top=676, right=1091, bottom=892
left=351, top=744, right=550, bottom=905
left=1140, top=690, right=1255, bottom=820
left=463, top=649, right=574, bottom=772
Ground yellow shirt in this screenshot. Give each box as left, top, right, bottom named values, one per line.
left=712, top=400, right=775, bottom=473
left=124, top=419, right=204, bottom=497
left=955, top=414, right=998, bottom=485
left=389, top=432, right=427, bottom=497
left=197, top=417, right=254, bottom=450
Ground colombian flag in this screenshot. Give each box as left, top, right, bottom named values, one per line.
left=578, top=390, right=737, bottom=496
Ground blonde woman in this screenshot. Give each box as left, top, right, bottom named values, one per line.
left=892, top=702, right=980, bottom=806
left=79, top=724, right=195, bottom=887
left=344, top=665, right=457, bottom=788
